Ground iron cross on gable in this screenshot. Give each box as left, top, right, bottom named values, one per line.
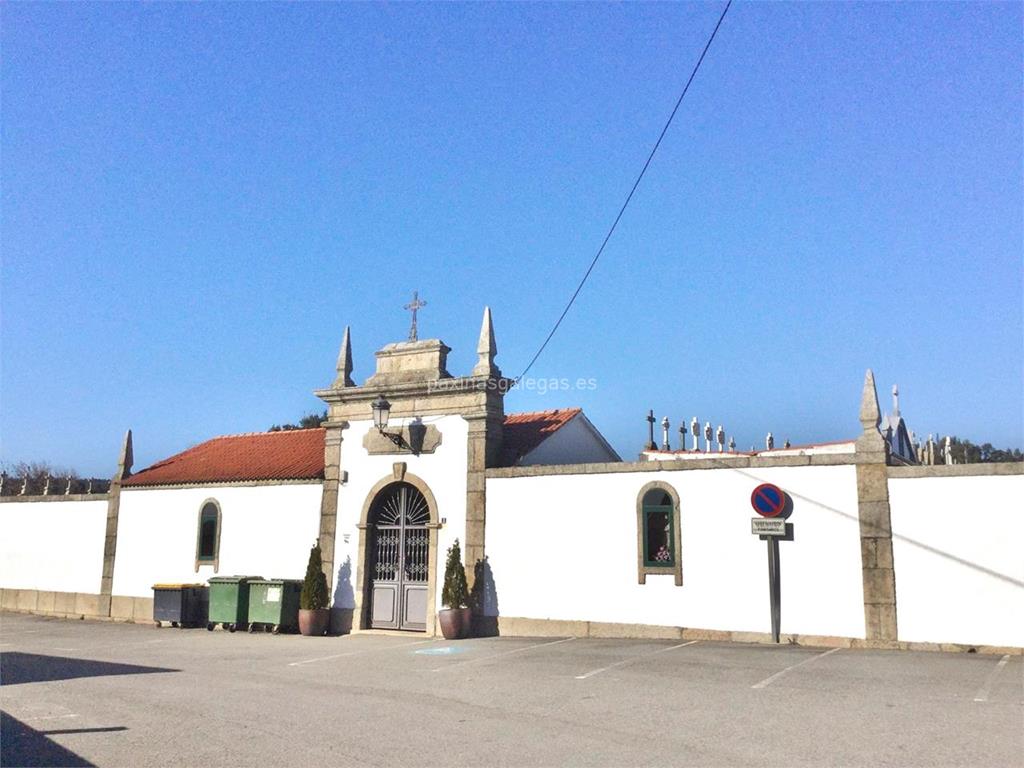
left=404, top=290, right=427, bottom=342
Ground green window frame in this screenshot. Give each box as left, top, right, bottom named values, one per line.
left=636, top=483, right=682, bottom=586
left=195, top=499, right=221, bottom=572
left=642, top=502, right=676, bottom=568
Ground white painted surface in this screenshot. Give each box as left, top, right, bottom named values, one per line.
left=486, top=465, right=866, bottom=638
left=519, top=414, right=620, bottom=466
left=643, top=442, right=856, bottom=461
left=889, top=474, right=1024, bottom=648
left=0, top=500, right=108, bottom=593
left=112, top=484, right=323, bottom=597
left=331, top=416, right=469, bottom=613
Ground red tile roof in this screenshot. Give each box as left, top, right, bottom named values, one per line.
left=124, top=408, right=585, bottom=485
left=500, top=408, right=581, bottom=467
left=123, top=428, right=326, bottom=487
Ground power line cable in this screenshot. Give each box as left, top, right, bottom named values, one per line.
left=512, top=0, right=733, bottom=386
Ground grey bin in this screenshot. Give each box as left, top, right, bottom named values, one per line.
left=152, top=584, right=209, bottom=628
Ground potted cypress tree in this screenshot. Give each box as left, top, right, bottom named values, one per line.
left=438, top=538, right=471, bottom=639
left=298, top=540, right=330, bottom=636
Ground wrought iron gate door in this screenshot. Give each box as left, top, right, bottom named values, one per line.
left=369, top=483, right=429, bottom=631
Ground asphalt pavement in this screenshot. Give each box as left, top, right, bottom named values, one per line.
left=1, top=612, right=1020, bottom=767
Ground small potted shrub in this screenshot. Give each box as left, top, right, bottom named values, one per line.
left=438, top=538, right=471, bottom=639
left=298, top=541, right=330, bottom=636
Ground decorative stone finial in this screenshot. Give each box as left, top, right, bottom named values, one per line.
left=728, top=436, right=736, bottom=452
left=716, top=425, right=725, bottom=452
left=472, top=306, right=500, bottom=378
left=690, top=417, right=699, bottom=452
left=117, top=429, right=134, bottom=481
left=334, top=326, right=355, bottom=388
left=855, top=369, right=887, bottom=458
left=703, top=422, right=712, bottom=453
left=892, top=384, right=900, bottom=418
left=661, top=416, right=670, bottom=451
left=860, top=369, right=881, bottom=432
left=766, top=432, right=774, bottom=450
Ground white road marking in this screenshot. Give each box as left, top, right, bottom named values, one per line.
left=430, top=637, right=576, bottom=673
left=575, top=640, right=700, bottom=680
left=752, top=646, right=842, bottom=689
left=2, top=630, right=49, bottom=635
left=52, top=647, right=80, bottom=652
left=288, top=638, right=435, bottom=666
left=973, top=654, right=1011, bottom=703
left=26, top=714, right=80, bottom=722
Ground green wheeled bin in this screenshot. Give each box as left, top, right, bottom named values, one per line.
left=207, top=576, right=262, bottom=632
left=247, top=579, right=302, bottom=634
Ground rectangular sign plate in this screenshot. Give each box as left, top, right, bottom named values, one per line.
left=751, top=518, right=786, bottom=536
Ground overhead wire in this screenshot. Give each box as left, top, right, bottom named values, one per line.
left=511, top=0, right=733, bottom=386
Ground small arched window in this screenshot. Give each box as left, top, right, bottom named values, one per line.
left=195, top=500, right=221, bottom=572
left=636, top=483, right=682, bottom=585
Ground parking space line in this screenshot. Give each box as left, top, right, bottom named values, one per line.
left=973, top=654, right=1011, bottom=703
left=752, top=647, right=842, bottom=689
left=575, top=639, right=700, bottom=680
left=430, top=637, right=575, bottom=672
left=288, top=638, right=435, bottom=667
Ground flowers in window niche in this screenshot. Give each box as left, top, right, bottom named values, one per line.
left=655, top=545, right=671, bottom=562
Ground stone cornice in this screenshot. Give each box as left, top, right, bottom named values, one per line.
left=887, top=462, right=1023, bottom=478
left=0, top=493, right=110, bottom=504
left=486, top=453, right=860, bottom=479
left=120, top=478, right=324, bottom=492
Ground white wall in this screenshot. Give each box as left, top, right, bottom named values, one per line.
left=520, top=415, right=619, bottom=466
left=889, top=474, right=1024, bottom=647
left=331, top=416, right=469, bottom=612
left=112, top=483, right=323, bottom=597
left=0, top=499, right=108, bottom=593
left=486, top=464, right=865, bottom=638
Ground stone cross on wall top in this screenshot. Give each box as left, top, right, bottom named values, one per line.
left=404, top=290, right=427, bottom=342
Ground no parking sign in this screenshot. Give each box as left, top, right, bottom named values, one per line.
left=748, top=482, right=791, bottom=643
left=750, top=483, right=786, bottom=518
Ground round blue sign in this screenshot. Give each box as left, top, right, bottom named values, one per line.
left=751, top=483, right=786, bottom=517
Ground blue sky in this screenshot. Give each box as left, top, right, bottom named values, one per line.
left=2, top=2, right=1021, bottom=476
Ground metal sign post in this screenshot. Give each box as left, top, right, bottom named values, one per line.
left=750, top=484, right=789, bottom=644
left=767, top=536, right=781, bottom=643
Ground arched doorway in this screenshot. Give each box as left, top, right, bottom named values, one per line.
left=366, top=482, right=431, bottom=631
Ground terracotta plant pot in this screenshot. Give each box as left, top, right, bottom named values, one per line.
left=438, top=607, right=465, bottom=639
left=298, top=608, right=330, bottom=636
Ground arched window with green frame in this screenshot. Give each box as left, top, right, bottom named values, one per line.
left=636, top=482, right=682, bottom=585
left=195, top=499, right=222, bottom=572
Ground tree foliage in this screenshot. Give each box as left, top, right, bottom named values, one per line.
left=442, top=538, right=469, bottom=609
left=1, top=460, right=79, bottom=481
left=269, top=410, right=328, bottom=432
left=940, top=437, right=1023, bottom=464
left=300, top=541, right=329, bottom=611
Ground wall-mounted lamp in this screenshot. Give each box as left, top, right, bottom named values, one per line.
left=371, top=394, right=406, bottom=449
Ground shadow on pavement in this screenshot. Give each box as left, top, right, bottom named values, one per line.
left=1, top=652, right=178, bottom=686
left=1, top=711, right=97, bottom=767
